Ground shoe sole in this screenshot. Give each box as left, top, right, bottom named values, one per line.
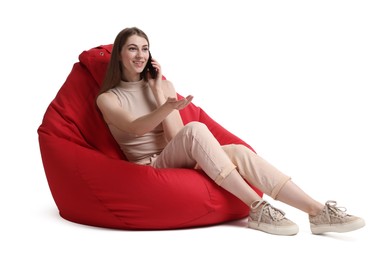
left=310, top=218, right=365, bottom=234
left=248, top=221, right=299, bottom=236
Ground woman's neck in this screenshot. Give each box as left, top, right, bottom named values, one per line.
left=122, top=72, right=141, bottom=82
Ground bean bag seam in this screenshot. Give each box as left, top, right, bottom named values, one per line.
left=76, top=148, right=133, bottom=226
left=75, top=158, right=134, bottom=228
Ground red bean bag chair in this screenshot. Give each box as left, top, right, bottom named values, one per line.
left=37, top=44, right=263, bottom=230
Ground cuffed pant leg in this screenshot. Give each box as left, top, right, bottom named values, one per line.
left=222, top=144, right=291, bottom=199
left=152, top=122, right=236, bottom=185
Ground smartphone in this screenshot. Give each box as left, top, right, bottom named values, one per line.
left=146, top=51, right=157, bottom=79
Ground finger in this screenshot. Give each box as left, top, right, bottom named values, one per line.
left=185, top=95, right=194, bottom=103
left=176, top=99, right=189, bottom=110
left=151, top=60, right=161, bottom=69
left=167, top=97, right=177, bottom=102
left=178, top=100, right=191, bottom=110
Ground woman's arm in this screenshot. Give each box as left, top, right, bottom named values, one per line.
left=96, top=91, right=192, bottom=137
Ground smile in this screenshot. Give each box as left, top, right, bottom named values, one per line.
left=133, top=61, right=144, bottom=68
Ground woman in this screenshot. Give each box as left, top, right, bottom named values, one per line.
left=96, top=27, right=365, bottom=236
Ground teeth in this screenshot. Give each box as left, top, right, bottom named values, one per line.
left=134, top=61, right=143, bottom=67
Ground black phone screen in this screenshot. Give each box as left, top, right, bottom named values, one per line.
left=146, top=52, right=157, bottom=79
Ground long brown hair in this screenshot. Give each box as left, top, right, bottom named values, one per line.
left=98, top=27, right=150, bottom=95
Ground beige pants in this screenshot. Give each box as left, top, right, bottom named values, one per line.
left=151, top=122, right=290, bottom=199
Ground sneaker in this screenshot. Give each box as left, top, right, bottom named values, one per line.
left=248, top=200, right=299, bottom=236
left=309, top=200, right=365, bottom=234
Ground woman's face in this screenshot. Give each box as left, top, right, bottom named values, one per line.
left=120, top=35, right=150, bottom=81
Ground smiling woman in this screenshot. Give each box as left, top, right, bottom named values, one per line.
left=37, top=43, right=259, bottom=230
left=38, top=27, right=365, bottom=235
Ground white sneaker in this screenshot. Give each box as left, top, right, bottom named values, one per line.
left=248, top=200, right=299, bottom=236
left=309, top=200, right=365, bottom=234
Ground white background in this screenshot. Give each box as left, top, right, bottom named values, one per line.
left=1, top=0, right=388, bottom=259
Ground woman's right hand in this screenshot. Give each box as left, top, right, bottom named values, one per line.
left=165, top=95, right=194, bottom=110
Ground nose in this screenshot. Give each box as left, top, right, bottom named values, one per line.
left=136, top=50, right=145, bottom=59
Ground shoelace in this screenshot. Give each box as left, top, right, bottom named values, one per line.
left=324, top=200, right=348, bottom=221
left=252, top=201, right=286, bottom=221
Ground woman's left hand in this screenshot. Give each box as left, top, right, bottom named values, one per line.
left=147, top=58, right=163, bottom=90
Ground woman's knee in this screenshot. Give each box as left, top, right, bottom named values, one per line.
left=182, top=122, right=209, bottom=137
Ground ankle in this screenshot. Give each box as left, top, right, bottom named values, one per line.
left=308, top=203, right=324, bottom=217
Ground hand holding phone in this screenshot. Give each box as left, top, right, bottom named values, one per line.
left=146, top=51, right=158, bottom=79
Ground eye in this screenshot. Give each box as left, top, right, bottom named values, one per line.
left=128, top=47, right=137, bottom=51
left=142, top=47, right=149, bottom=52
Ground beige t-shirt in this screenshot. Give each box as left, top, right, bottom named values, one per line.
left=107, top=79, right=168, bottom=164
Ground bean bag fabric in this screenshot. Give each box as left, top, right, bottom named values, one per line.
left=37, top=44, right=263, bottom=230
